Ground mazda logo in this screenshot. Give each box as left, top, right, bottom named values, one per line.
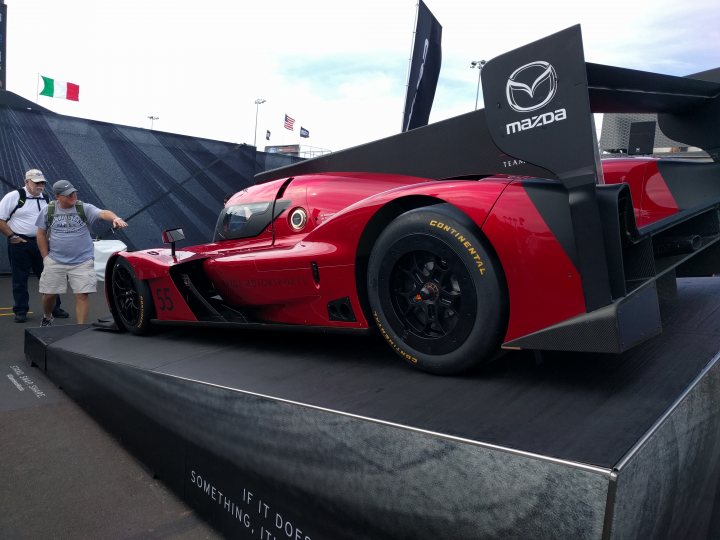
left=506, top=61, right=558, bottom=113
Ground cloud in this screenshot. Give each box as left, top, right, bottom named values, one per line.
left=10, top=0, right=720, bottom=152
left=281, top=55, right=407, bottom=101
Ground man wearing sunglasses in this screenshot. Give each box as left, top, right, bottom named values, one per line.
left=0, top=169, right=68, bottom=323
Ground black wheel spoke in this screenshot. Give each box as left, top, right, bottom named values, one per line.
left=398, top=256, right=426, bottom=288
left=439, top=289, right=460, bottom=308
left=401, top=301, right=415, bottom=317
left=429, top=261, right=450, bottom=283
left=425, top=305, right=446, bottom=336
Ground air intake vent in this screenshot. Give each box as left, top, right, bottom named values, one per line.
left=327, top=297, right=356, bottom=322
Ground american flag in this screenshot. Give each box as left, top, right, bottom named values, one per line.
left=284, top=114, right=295, bottom=130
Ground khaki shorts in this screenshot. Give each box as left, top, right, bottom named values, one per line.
left=39, top=257, right=97, bottom=294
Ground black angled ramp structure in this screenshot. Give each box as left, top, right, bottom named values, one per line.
left=0, top=89, right=303, bottom=274
left=25, top=277, right=720, bottom=539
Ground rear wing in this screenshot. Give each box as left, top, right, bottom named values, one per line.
left=255, top=25, right=720, bottom=186
left=587, top=63, right=720, bottom=159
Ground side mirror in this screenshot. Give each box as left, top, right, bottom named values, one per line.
left=162, top=228, right=185, bottom=244
left=162, top=228, right=185, bottom=258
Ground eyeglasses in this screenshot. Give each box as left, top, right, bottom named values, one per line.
left=29, top=181, right=47, bottom=185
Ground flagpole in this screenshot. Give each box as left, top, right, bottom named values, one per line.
left=35, top=73, right=40, bottom=103
left=253, top=98, right=266, bottom=147
left=401, top=1, right=420, bottom=131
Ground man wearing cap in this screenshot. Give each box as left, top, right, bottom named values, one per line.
left=36, top=180, right=128, bottom=326
left=0, top=169, right=69, bottom=323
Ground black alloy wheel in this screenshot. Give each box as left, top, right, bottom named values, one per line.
left=111, top=257, right=154, bottom=335
left=368, top=205, right=507, bottom=374
left=388, top=249, right=471, bottom=350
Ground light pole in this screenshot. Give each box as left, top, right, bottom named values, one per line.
left=147, top=115, right=159, bottom=129
left=253, top=98, right=266, bottom=147
left=470, top=60, right=486, bottom=110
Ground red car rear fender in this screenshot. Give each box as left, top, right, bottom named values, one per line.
left=482, top=182, right=587, bottom=342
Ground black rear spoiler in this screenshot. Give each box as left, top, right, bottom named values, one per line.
left=586, top=63, right=720, bottom=159
left=587, top=63, right=720, bottom=113
left=256, top=25, right=719, bottom=186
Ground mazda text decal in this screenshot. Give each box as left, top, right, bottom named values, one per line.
left=506, top=61, right=557, bottom=112
left=505, top=60, right=567, bottom=135
left=506, top=108, right=567, bottom=134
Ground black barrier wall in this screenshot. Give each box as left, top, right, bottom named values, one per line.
left=0, top=91, right=301, bottom=273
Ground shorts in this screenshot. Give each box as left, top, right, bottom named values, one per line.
left=39, top=257, right=97, bottom=294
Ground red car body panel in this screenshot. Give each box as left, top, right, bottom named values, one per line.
left=147, top=273, right=197, bottom=322
left=602, top=158, right=679, bottom=228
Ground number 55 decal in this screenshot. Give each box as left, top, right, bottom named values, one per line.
left=155, top=288, right=174, bottom=311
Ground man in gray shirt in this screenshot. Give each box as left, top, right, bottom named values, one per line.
left=36, top=180, right=128, bottom=326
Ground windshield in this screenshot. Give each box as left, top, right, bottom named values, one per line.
left=213, top=202, right=272, bottom=241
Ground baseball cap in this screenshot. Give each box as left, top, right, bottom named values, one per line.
left=25, top=169, right=47, bottom=183
left=53, top=180, right=78, bottom=196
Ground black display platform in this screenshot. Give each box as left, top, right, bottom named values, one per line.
left=25, top=278, right=720, bottom=539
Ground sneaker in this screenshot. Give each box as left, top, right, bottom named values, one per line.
left=14, top=313, right=28, bottom=323
left=40, top=316, right=54, bottom=327
left=52, top=308, right=70, bottom=319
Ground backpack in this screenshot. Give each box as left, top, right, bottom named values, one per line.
left=7, top=188, right=49, bottom=219
left=46, top=200, right=88, bottom=230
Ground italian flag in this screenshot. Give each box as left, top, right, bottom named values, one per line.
left=39, top=76, right=80, bottom=101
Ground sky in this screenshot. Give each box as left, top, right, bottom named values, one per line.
left=7, top=0, right=720, bottom=153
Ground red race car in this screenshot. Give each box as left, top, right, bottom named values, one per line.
left=106, top=26, right=720, bottom=374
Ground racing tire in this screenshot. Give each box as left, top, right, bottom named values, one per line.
left=367, top=205, right=507, bottom=374
left=111, top=257, right=154, bottom=335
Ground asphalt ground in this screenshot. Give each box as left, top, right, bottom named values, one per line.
left=0, top=274, right=220, bottom=539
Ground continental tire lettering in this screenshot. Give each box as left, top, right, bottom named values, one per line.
left=428, top=219, right=486, bottom=275
left=373, top=312, right=418, bottom=363
left=137, top=295, right=145, bottom=326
